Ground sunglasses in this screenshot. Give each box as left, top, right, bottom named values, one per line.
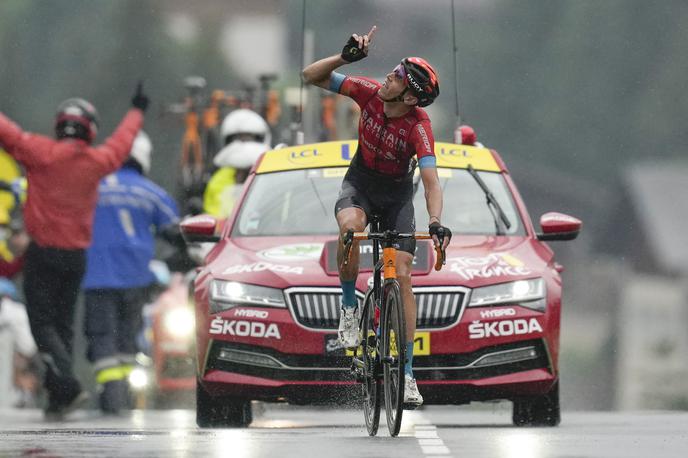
left=392, top=64, right=407, bottom=82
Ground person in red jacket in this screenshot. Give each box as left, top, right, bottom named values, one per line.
left=0, top=83, right=149, bottom=420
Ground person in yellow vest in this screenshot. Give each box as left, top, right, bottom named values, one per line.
left=0, top=149, right=28, bottom=274
left=0, top=204, right=28, bottom=277
left=203, top=109, right=272, bottom=218
left=0, top=149, right=22, bottom=262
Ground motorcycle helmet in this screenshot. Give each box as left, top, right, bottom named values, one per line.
left=214, top=109, right=271, bottom=169
left=129, top=131, right=153, bottom=174
left=55, top=98, right=99, bottom=143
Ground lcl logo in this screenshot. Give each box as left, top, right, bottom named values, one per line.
left=439, top=147, right=471, bottom=162
left=288, top=148, right=320, bottom=164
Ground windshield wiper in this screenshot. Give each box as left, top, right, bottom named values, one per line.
left=467, top=164, right=511, bottom=235
left=309, top=178, right=328, bottom=216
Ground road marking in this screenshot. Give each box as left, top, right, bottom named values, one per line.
left=418, top=439, right=445, bottom=445
left=410, top=412, right=453, bottom=456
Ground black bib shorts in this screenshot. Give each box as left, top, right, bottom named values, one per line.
left=334, top=154, right=417, bottom=255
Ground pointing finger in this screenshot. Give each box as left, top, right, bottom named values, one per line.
left=367, top=25, right=377, bottom=40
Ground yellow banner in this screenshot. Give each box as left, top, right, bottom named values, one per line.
left=257, top=140, right=357, bottom=173
left=256, top=140, right=500, bottom=174
left=434, top=142, right=500, bottom=172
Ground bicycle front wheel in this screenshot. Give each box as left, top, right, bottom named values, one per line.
left=382, top=280, right=406, bottom=437
left=360, top=288, right=381, bottom=436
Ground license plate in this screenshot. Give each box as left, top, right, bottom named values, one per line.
left=339, top=331, right=431, bottom=356
left=413, top=332, right=431, bottom=356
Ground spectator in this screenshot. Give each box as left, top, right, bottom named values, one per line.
left=0, top=278, right=38, bottom=408
left=203, top=109, right=272, bottom=218
left=82, top=130, right=179, bottom=415
left=0, top=179, right=29, bottom=279
left=0, top=83, right=149, bottom=420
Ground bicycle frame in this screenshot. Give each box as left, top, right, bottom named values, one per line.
left=344, top=216, right=445, bottom=436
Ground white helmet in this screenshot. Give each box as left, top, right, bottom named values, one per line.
left=220, top=109, right=271, bottom=146
left=214, top=109, right=272, bottom=169
left=130, top=131, right=152, bottom=174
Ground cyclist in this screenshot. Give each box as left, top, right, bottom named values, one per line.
left=302, top=26, right=451, bottom=406
left=0, top=83, right=148, bottom=420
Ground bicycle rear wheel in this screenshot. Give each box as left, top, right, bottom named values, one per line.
left=360, top=289, right=381, bottom=436
left=382, top=280, right=406, bottom=437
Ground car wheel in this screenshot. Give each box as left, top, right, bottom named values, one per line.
left=196, top=381, right=253, bottom=428
left=512, top=381, right=560, bottom=427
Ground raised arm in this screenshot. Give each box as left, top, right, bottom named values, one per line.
left=302, top=25, right=377, bottom=90
left=92, top=82, right=149, bottom=175
left=0, top=112, right=53, bottom=167
left=302, top=55, right=349, bottom=89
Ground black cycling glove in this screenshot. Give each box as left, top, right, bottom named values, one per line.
left=429, top=222, right=452, bottom=244
left=341, top=35, right=367, bottom=63
left=131, top=81, right=149, bottom=112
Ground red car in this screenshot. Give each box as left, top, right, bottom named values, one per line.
left=181, top=139, right=581, bottom=428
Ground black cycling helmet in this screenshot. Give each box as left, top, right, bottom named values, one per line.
left=401, top=57, right=440, bottom=108
left=55, top=98, right=99, bottom=143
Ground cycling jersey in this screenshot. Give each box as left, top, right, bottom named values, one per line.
left=331, top=73, right=435, bottom=177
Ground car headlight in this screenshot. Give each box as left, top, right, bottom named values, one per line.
left=163, top=307, right=195, bottom=338
left=468, top=278, right=546, bottom=312
left=210, top=280, right=286, bottom=313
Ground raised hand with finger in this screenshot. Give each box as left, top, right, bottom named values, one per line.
left=341, top=25, right=377, bottom=63
left=131, top=81, right=149, bottom=112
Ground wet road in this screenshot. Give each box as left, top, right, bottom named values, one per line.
left=1, top=404, right=687, bottom=458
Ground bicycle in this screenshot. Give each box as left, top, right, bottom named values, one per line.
left=341, top=216, right=446, bottom=437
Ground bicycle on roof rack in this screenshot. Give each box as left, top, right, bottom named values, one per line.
left=341, top=215, right=445, bottom=437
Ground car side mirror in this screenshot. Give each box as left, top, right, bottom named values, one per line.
left=180, top=214, right=221, bottom=243
left=536, top=212, right=582, bottom=241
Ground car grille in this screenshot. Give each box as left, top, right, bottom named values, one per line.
left=416, top=289, right=467, bottom=328
left=287, top=289, right=356, bottom=329
left=286, top=287, right=468, bottom=330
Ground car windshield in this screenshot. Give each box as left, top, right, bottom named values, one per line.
left=233, top=167, right=525, bottom=236
left=413, top=169, right=525, bottom=236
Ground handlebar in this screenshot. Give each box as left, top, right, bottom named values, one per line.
left=341, top=230, right=446, bottom=271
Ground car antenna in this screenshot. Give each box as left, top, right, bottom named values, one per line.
left=295, top=0, right=307, bottom=145
left=451, top=0, right=464, bottom=144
